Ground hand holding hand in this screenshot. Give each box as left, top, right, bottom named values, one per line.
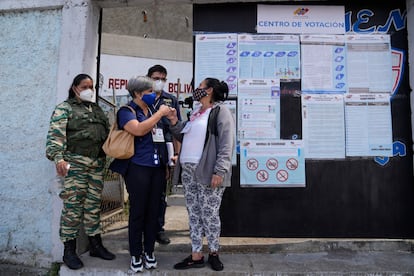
left=166, top=107, right=178, bottom=124
left=158, top=104, right=174, bottom=116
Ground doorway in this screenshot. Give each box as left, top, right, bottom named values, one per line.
left=97, top=2, right=193, bottom=229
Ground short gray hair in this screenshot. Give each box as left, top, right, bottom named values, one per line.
left=127, top=76, right=153, bottom=98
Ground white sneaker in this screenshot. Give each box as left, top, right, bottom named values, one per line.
left=130, top=255, right=143, bottom=273
left=144, top=252, right=157, bottom=269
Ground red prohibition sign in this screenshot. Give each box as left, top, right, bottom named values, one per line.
left=256, top=170, right=269, bottom=182
left=266, top=158, right=278, bottom=170
left=276, top=169, right=288, bottom=182
left=286, top=158, right=298, bottom=170
left=246, top=158, right=259, bottom=170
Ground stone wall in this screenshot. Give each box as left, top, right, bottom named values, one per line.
left=102, top=2, right=192, bottom=42
left=0, top=0, right=100, bottom=266
left=0, top=7, right=62, bottom=267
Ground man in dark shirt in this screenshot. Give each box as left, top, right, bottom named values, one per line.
left=147, top=64, right=182, bottom=244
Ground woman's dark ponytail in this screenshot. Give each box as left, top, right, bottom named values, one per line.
left=205, top=78, right=229, bottom=102
left=219, top=81, right=229, bottom=101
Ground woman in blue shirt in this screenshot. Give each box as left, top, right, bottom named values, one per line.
left=109, top=76, right=175, bottom=273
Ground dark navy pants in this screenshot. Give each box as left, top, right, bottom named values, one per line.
left=125, top=163, right=165, bottom=256
left=157, top=188, right=167, bottom=233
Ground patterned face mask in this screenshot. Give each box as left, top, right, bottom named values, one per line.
left=192, top=88, right=208, bottom=101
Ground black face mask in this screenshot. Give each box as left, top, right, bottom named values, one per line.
left=192, top=88, right=208, bottom=101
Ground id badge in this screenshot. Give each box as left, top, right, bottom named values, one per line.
left=181, top=122, right=191, bottom=134
left=152, top=128, right=165, bottom=142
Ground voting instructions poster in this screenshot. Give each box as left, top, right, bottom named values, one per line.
left=238, top=79, right=280, bottom=140
left=238, top=34, right=300, bottom=80
left=301, top=35, right=347, bottom=93
left=194, top=33, right=238, bottom=95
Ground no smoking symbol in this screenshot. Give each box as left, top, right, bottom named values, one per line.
left=266, top=158, right=278, bottom=170
left=256, top=170, right=269, bottom=182
left=276, top=170, right=288, bottom=182
left=286, top=158, right=298, bottom=170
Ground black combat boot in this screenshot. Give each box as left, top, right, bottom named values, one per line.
left=63, top=239, right=84, bottom=270
left=88, top=234, right=116, bottom=260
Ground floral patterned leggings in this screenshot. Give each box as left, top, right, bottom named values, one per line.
left=181, top=163, right=225, bottom=253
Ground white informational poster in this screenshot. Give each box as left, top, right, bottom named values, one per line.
left=301, top=35, right=347, bottom=93
left=344, top=93, right=393, bottom=157
left=346, top=34, right=392, bottom=93
left=240, top=140, right=305, bottom=187
left=257, top=5, right=345, bottom=34
left=238, top=79, right=280, bottom=140
left=99, top=54, right=193, bottom=98
left=99, top=54, right=193, bottom=121
left=238, top=79, right=306, bottom=187
left=194, top=33, right=238, bottom=95
left=302, top=94, right=345, bottom=159
left=238, top=34, right=300, bottom=79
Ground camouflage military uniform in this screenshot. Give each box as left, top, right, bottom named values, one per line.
left=46, top=98, right=109, bottom=242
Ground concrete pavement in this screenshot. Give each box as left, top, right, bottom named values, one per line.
left=58, top=204, right=414, bottom=275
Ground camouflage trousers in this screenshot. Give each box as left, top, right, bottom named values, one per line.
left=59, top=155, right=106, bottom=242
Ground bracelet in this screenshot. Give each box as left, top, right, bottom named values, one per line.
left=174, top=153, right=179, bottom=156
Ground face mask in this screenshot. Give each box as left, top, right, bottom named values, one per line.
left=192, top=88, right=208, bottom=102
left=154, top=80, right=165, bottom=92
left=79, top=89, right=94, bottom=102
left=142, top=92, right=156, bottom=106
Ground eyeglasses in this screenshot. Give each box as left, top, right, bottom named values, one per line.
left=152, top=77, right=167, bottom=82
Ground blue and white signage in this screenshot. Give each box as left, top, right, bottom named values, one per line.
left=257, top=5, right=345, bottom=34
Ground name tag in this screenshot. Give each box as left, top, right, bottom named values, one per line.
left=152, top=128, right=165, bottom=142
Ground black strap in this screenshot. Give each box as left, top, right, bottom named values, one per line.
left=204, top=106, right=220, bottom=148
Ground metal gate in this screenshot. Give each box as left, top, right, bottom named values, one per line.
left=99, top=94, right=127, bottom=230
left=101, top=168, right=125, bottom=229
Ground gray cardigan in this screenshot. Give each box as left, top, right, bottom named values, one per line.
left=170, top=102, right=235, bottom=187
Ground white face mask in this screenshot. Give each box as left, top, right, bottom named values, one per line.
left=154, top=80, right=165, bottom=92
left=79, top=89, right=94, bottom=102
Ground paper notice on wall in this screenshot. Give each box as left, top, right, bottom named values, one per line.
left=240, top=139, right=305, bottom=187
left=300, top=34, right=347, bottom=93
left=302, top=93, right=345, bottom=159
left=346, top=34, right=392, bottom=93
left=238, top=79, right=280, bottom=140
left=238, top=34, right=300, bottom=79
left=344, top=93, right=393, bottom=157
left=194, top=33, right=238, bottom=95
